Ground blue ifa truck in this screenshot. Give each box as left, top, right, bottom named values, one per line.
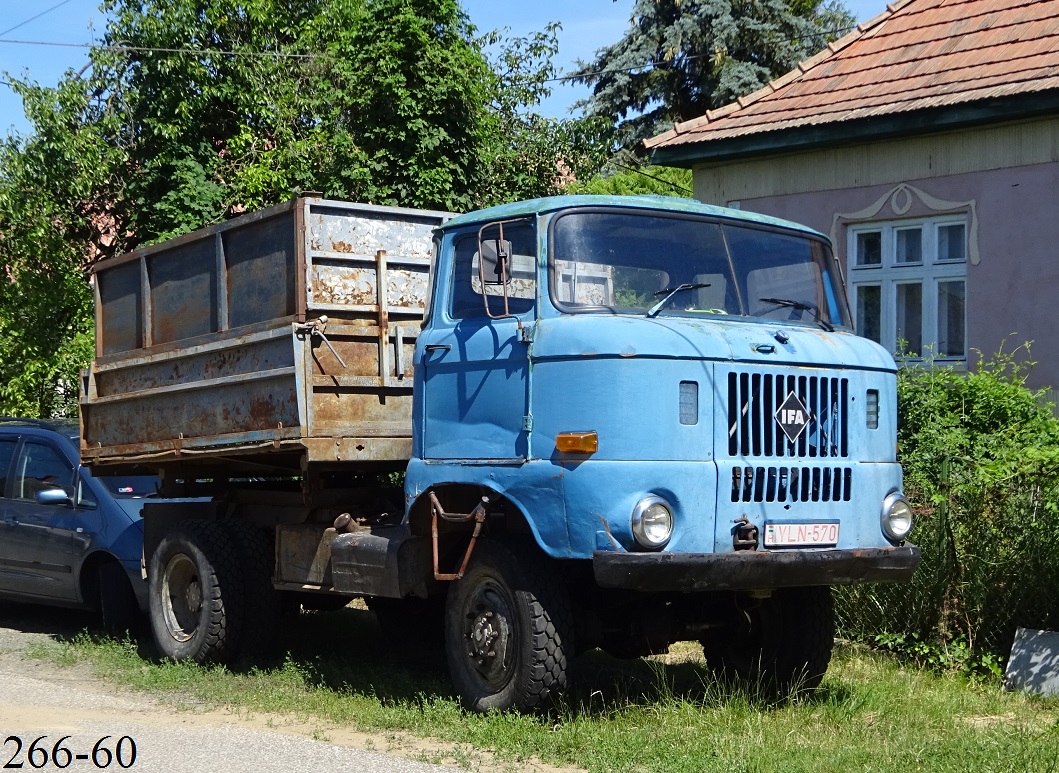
left=80, top=194, right=919, bottom=711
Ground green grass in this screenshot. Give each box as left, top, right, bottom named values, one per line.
left=23, top=605, right=1059, bottom=773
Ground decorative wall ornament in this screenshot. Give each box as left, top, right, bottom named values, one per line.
left=830, top=182, right=980, bottom=265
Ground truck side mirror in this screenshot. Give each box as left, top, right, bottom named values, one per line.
left=477, top=223, right=514, bottom=320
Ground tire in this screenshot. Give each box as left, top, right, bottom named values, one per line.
left=148, top=520, right=245, bottom=664
left=444, top=541, right=573, bottom=712
left=701, top=586, right=834, bottom=696
left=219, top=522, right=281, bottom=658
left=98, top=561, right=138, bottom=640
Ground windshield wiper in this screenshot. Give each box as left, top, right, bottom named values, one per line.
left=759, top=297, right=834, bottom=332
left=646, top=283, right=711, bottom=318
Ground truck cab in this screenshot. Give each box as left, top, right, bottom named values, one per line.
left=408, top=195, right=918, bottom=709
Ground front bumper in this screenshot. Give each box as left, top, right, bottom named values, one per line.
left=593, top=545, right=919, bottom=592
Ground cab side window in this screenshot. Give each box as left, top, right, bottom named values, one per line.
left=451, top=221, right=536, bottom=319
left=13, top=441, right=75, bottom=501
left=0, top=438, right=17, bottom=497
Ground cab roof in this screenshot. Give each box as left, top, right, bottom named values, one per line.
left=440, top=194, right=827, bottom=240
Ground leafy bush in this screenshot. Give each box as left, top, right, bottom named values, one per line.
left=836, top=345, right=1059, bottom=669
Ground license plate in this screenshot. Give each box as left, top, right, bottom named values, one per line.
left=764, top=521, right=840, bottom=547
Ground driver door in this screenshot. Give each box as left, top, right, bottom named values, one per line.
left=2, top=439, right=82, bottom=599
left=419, top=219, right=536, bottom=461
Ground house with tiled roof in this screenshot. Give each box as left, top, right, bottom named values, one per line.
left=647, top=0, right=1059, bottom=387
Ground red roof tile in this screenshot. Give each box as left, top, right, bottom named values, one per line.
left=646, top=0, right=1059, bottom=152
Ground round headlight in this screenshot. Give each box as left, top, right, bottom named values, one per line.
left=631, top=496, right=673, bottom=549
left=881, top=492, right=913, bottom=542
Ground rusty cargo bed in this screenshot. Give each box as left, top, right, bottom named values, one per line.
left=80, top=196, right=450, bottom=472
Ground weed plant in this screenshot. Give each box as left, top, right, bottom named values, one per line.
left=836, top=344, right=1059, bottom=669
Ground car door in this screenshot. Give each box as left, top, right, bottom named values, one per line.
left=0, top=435, right=21, bottom=594
left=419, top=219, right=536, bottom=461
left=3, top=438, right=82, bottom=599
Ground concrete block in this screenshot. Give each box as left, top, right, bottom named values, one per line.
left=1005, top=627, right=1059, bottom=696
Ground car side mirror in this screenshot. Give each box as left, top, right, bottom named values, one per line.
left=35, top=488, right=74, bottom=508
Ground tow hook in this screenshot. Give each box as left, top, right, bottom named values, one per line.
left=732, top=516, right=759, bottom=550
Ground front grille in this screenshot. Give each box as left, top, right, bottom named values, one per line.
left=731, top=465, right=853, bottom=503
left=727, top=372, right=849, bottom=458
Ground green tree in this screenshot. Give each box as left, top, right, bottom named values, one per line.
left=475, top=23, right=610, bottom=205
left=0, top=0, right=605, bottom=417
left=566, top=164, right=693, bottom=197
left=573, top=0, right=855, bottom=155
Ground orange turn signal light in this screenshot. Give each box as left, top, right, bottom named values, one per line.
left=556, top=431, right=598, bottom=454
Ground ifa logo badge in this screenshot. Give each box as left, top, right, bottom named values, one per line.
left=775, top=392, right=813, bottom=444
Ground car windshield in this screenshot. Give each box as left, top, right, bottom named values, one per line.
left=97, top=475, right=160, bottom=498
left=549, top=210, right=851, bottom=328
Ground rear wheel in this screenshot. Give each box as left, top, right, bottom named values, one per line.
left=148, top=520, right=244, bottom=664
left=220, top=523, right=281, bottom=658
left=444, top=541, right=572, bottom=712
left=701, top=586, right=833, bottom=695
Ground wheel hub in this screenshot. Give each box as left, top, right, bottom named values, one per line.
left=185, top=579, right=202, bottom=613
left=461, top=584, right=515, bottom=688
left=160, top=552, right=201, bottom=643
left=469, top=609, right=498, bottom=663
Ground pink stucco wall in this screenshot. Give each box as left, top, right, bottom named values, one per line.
left=734, top=162, right=1059, bottom=389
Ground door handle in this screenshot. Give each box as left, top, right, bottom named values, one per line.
left=424, top=344, right=451, bottom=353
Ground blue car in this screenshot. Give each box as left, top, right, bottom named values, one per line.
left=0, top=418, right=158, bottom=633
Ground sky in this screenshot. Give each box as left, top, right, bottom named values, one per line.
left=0, top=0, right=890, bottom=138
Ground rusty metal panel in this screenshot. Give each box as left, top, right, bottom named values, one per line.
left=312, top=259, right=379, bottom=306
left=86, top=369, right=300, bottom=447
left=95, top=333, right=295, bottom=398
left=225, top=216, right=297, bottom=328
left=307, top=201, right=442, bottom=259
left=276, top=524, right=335, bottom=586
left=147, top=239, right=218, bottom=345
left=97, top=260, right=143, bottom=355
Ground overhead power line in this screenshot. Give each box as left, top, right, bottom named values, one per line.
left=0, top=0, right=77, bottom=39
left=0, top=38, right=314, bottom=59
left=0, top=21, right=859, bottom=83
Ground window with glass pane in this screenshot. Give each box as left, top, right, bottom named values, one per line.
left=856, top=285, right=881, bottom=343
left=937, top=280, right=966, bottom=357
left=848, top=215, right=967, bottom=361
left=937, top=224, right=966, bottom=262
left=895, top=228, right=922, bottom=264
left=896, top=282, right=923, bottom=354
left=856, top=231, right=882, bottom=266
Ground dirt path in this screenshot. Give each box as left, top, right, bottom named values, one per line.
left=0, top=603, right=577, bottom=773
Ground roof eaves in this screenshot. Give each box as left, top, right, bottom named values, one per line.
left=649, top=88, right=1059, bottom=167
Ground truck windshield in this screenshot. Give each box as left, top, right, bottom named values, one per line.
left=549, top=209, right=851, bottom=329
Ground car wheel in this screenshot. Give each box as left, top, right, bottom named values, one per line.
left=98, top=561, right=138, bottom=639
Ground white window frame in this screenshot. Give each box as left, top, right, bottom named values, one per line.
left=847, top=215, right=968, bottom=362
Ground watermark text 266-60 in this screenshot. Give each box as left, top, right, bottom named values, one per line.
left=4, top=736, right=137, bottom=769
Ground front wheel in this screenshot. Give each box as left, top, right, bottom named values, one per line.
left=444, top=541, right=573, bottom=712
left=148, top=520, right=244, bottom=664
left=701, top=586, right=833, bottom=695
